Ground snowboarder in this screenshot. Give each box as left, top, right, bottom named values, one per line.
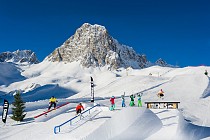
left=204, top=70, right=208, bottom=76
left=48, top=96, right=58, bottom=110
left=157, top=89, right=164, bottom=99
left=137, top=93, right=142, bottom=107
left=110, top=96, right=115, bottom=111
left=76, top=103, right=84, bottom=115
left=129, top=94, right=135, bottom=106
left=121, top=94, right=126, bottom=107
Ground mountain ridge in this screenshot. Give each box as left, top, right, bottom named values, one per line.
left=0, top=50, right=39, bottom=64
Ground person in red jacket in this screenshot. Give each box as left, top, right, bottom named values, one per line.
left=76, top=103, right=84, bottom=115
left=110, top=96, right=115, bottom=110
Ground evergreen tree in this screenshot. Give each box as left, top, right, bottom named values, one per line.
left=11, top=91, right=26, bottom=121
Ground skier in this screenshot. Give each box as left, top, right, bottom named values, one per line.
left=137, top=93, right=142, bottom=107
left=121, top=94, right=126, bottom=107
left=204, top=70, right=208, bottom=76
left=129, top=94, right=135, bottom=106
left=48, top=96, right=58, bottom=110
left=157, top=89, right=164, bottom=99
left=76, top=103, right=84, bottom=115
left=110, top=96, right=115, bottom=111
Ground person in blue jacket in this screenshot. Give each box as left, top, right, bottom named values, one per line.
left=121, top=94, right=126, bottom=107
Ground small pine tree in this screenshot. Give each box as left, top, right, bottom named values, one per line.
left=11, top=91, right=26, bottom=121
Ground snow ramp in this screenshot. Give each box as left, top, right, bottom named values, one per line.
left=146, top=109, right=179, bottom=140
left=176, top=113, right=210, bottom=140
left=84, top=107, right=162, bottom=140
left=201, top=77, right=210, bottom=98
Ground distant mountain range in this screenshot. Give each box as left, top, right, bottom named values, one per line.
left=0, top=50, right=39, bottom=64
left=0, top=23, right=170, bottom=68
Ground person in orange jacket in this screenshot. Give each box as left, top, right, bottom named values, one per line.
left=157, top=89, right=164, bottom=99
left=76, top=103, right=84, bottom=115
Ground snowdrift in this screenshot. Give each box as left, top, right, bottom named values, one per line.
left=201, top=77, right=210, bottom=98
left=84, top=107, right=162, bottom=140
left=177, top=113, right=210, bottom=140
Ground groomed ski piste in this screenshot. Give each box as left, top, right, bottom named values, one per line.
left=1, top=61, right=210, bottom=140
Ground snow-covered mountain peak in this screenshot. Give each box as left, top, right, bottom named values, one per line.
left=155, top=58, right=177, bottom=67
left=78, top=23, right=107, bottom=33
left=45, top=23, right=147, bottom=69
left=0, top=50, right=39, bottom=64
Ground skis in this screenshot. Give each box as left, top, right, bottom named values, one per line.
left=34, top=102, right=70, bottom=119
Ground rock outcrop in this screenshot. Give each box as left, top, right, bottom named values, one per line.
left=46, top=23, right=147, bottom=69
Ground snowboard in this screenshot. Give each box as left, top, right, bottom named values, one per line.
left=44, top=108, right=56, bottom=117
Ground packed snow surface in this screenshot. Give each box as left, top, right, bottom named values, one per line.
left=0, top=61, right=210, bottom=140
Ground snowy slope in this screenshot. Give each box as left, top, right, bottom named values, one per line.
left=0, top=62, right=210, bottom=140
left=0, top=62, right=25, bottom=86
left=85, top=107, right=162, bottom=140
left=146, top=109, right=179, bottom=140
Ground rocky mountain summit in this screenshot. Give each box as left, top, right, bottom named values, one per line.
left=46, top=23, right=147, bottom=69
left=155, top=58, right=175, bottom=67
left=0, top=50, right=39, bottom=64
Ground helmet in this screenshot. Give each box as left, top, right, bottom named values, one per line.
left=112, top=96, right=114, bottom=98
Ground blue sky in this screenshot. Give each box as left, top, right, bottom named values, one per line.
left=0, top=0, right=209, bottom=67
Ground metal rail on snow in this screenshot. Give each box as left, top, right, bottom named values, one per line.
left=54, top=104, right=99, bottom=134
